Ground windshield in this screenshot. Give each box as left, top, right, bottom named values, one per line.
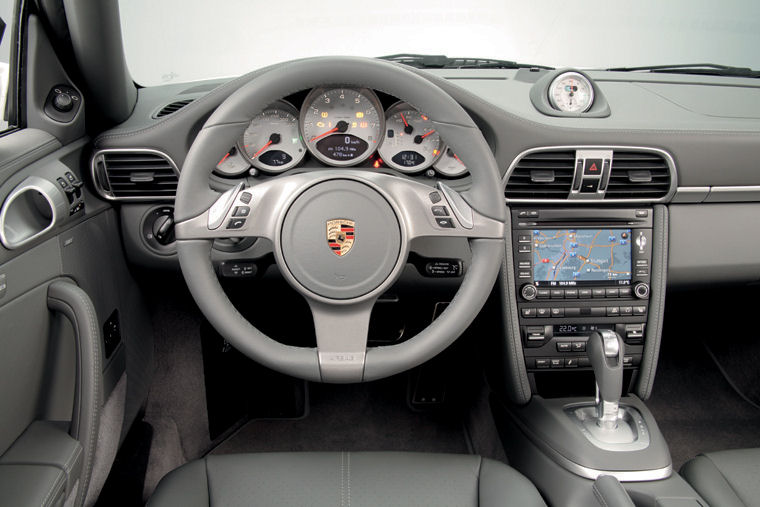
left=119, top=0, right=760, bottom=86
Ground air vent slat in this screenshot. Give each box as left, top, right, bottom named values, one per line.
left=506, top=150, right=575, bottom=199
left=604, top=151, right=672, bottom=199
left=154, top=99, right=194, bottom=118
left=98, top=151, right=178, bottom=200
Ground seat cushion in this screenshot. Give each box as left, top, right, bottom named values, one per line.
left=681, top=448, right=760, bottom=507
left=148, top=452, right=545, bottom=507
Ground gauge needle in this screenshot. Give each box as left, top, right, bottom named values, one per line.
left=413, top=129, right=436, bottom=144
left=400, top=113, right=413, bottom=134
left=309, top=121, right=349, bottom=142
left=251, top=133, right=282, bottom=158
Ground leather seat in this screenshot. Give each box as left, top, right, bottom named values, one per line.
left=148, top=452, right=546, bottom=507
left=681, top=448, right=760, bottom=507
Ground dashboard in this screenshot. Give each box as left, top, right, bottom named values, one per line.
left=213, top=88, right=468, bottom=179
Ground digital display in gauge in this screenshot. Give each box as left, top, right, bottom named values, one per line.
left=378, top=102, right=443, bottom=172
left=300, top=88, right=384, bottom=166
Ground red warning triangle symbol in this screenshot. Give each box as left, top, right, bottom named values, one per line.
left=589, top=163, right=598, bottom=172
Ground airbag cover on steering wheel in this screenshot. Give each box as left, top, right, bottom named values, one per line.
left=280, top=180, right=401, bottom=299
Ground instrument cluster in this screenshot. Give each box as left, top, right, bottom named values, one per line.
left=214, top=87, right=468, bottom=179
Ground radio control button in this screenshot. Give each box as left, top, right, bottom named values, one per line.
left=635, top=267, right=650, bottom=277
left=518, top=245, right=531, bottom=254
left=431, top=205, right=449, bottom=216
left=518, top=234, right=531, bottom=243
left=607, top=306, right=621, bottom=317
left=550, top=307, right=564, bottom=317
left=564, top=289, right=578, bottom=298
left=536, top=308, right=551, bottom=318
left=557, top=342, right=572, bottom=352
left=633, top=306, right=647, bottom=316
left=521, top=308, right=537, bottom=318
left=518, top=271, right=531, bottom=279
left=635, top=259, right=649, bottom=267
left=572, top=341, right=586, bottom=352
left=635, top=209, right=649, bottom=218
left=592, top=289, right=606, bottom=298
left=537, top=289, right=551, bottom=299
left=578, top=289, right=592, bottom=299
left=551, top=289, right=565, bottom=298
left=620, top=306, right=633, bottom=316
left=535, top=359, right=550, bottom=369
left=618, top=287, right=633, bottom=298
left=521, top=284, right=538, bottom=300
left=605, top=288, right=619, bottom=298
left=518, top=261, right=531, bottom=269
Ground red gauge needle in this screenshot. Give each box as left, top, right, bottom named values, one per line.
left=309, top=127, right=338, bottom=142
left=413, top=129, right=436, bottom=144
left=400, top=113, right=409, bottom=127
left=453, top=154, right=464, bottom=164
left=251, top=140, right=272, bottom=158
left=308, top=121, right=349, bottom=143
left=400, top=113, right=414, bottom=134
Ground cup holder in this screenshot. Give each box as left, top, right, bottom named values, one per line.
left=0, top=176, right=66, bottom=249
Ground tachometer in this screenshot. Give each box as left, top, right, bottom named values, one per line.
left=434, top=147, right=468, bottom=177
left=548, top=72, right=594, bottom=113
left=300, top=87, right=384, bottom=166
left=240, top=101, right=306, bottom=173
left=378, top=102, right=443, bottom=173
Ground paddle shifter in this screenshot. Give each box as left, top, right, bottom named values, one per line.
left=587, top=329, right=624, bottom=430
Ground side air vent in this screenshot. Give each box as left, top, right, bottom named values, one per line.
left=153, top=98, right=194, bottom=118
left=504, top=150, right=576, bottom=199
left=605, top=151, right=672, bottom=199
left=92, top=150, right=178, bottom=200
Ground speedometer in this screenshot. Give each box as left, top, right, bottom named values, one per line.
left=548, top=72, right=594, bottom=113
left=300, top=87, right=384, bottom=166
left=378, top=102, right=443, bottom=173
left=240, top=100, right=306, bottom=173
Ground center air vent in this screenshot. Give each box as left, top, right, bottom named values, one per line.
left=605, top=151, right=672, bottom=199
left=153, top=99, right=194, bottom=118
left=92, top=150, right=178, bottom=200
left=504, top=150, right=575, bottom=199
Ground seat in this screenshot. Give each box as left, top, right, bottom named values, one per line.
left=148, top=452, right=546, bottom=507
left=681, top=448, right=760, bottom=507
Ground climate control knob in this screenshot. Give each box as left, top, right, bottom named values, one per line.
left=521, top=284, right=538, bottom=301
left=634, top=282, right=650, bottom=299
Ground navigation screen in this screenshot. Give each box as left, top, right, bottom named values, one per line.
left=532, top=229, right=632, bottom=286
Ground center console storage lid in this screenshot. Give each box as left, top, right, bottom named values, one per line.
left=507, top=395, right=671, bottom=480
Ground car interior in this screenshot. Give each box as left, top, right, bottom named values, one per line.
left=2, top=0, right=760, bottom=506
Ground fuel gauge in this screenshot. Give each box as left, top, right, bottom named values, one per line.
left=434, top=147, right=468, bottom=177
left=241, top=100, right=306, bottom=173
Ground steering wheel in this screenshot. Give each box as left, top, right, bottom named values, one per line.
left=174, top=57, right=505, bottom=383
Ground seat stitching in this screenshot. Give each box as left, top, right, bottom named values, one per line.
left=476, top=456, right=483, bottom=506
left=592, top=482, right=609, bottom=507
left=340, top=452, right=345, bottom=507
left=702, top=455, right=749, bottom=506
left=204, top=457, right=211, bottom=507
left=347, top=452, right=351, bottom=507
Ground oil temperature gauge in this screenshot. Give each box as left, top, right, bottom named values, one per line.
left=378, top=102, right=443, bottom=173
left=241, top=100, right=306, bottom=173
left=434, top=147, right=468, bottom=177
left=548, top=71, right=594, bottom=113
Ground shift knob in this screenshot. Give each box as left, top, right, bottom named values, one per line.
left=587, top=330, right=624, bottom=428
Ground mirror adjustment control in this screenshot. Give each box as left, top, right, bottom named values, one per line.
left=634, top=282, right=650, bottom=299
left=44, top=85, right=82, bottom=123
left=521, top=284, right=537, bottom=300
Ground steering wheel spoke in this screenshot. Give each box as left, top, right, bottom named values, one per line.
left=309, top=298, right=375, bottom=383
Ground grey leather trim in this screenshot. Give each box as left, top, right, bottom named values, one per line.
left=0, top=129, right=61, bottom=187
left=47, top=281, right=103, bottom=507
left=672, top=187, right=711, bottom=203
left=681, top=449, right=760, bottom=507
left=674, top=185, right=760, bottom=203
left=148, top=452, right=546, bottom=507
left=635, top=205, right=668, bottom=400
left=592, top=475, right=636, bottom=507
left=498, top=215, right=531, bottom=404
left=363, top=239, right=504, bottom=380
left=0, top=421, right=83, bottom=497
left=0, top=463, right=67, bottom=507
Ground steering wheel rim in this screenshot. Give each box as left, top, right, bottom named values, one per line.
left=174, top=56, right=506, bottom=383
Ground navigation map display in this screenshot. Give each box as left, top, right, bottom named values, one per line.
left=532, top=229, right=632, bottom=286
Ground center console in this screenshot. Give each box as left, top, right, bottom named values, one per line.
left=511, top=208, right=653, bottom=376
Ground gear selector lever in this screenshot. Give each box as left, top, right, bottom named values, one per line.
left=587, top=329, right=624, bottom=430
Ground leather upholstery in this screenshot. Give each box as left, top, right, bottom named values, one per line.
left=148, top=452, right=546, bottom=507
left=681, top=448, right=760, bottom=507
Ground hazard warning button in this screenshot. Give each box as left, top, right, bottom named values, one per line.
left=583, top=158, right=603, bottom=176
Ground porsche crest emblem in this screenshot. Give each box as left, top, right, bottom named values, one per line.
left=326, top=219, right=355, bottom=257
